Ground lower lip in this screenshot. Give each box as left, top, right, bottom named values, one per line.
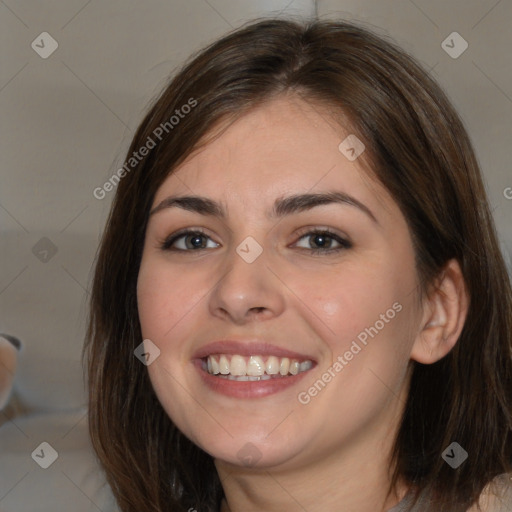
left=193, top=359, right=312, bottom=398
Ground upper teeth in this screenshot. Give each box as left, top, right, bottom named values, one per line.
left=206, top=355, right=313, bottom=376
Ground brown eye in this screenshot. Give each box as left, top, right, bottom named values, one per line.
left=294, top=229, right=352, bottom=255
left=160, top=229, right=219, bottom=251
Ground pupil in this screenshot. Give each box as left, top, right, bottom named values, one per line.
left=314, top=234, right=328, bottom=248
left=190, top=234, right=205, bottom=248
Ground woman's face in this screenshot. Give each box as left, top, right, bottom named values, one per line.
left=137, top=95, right=424, bottom=470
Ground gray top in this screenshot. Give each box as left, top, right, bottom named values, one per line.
left=387, top=488, right=430, bottom=512
left=387, top=474, right=512, bottom=512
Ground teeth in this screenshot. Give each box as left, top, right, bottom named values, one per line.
left=299, top=360, right=313, bottom=372
left=266, top=356, right=279, bottom=375
left=247, top=355, right=265, bottom=376
left=226, top=374, right=272, bottom=381
left=279, top=357, right=290, bottom=376
left=230, top=355, right=246, bottom=376
left=219, top=355, right=230, bottom=375
left=205, top=354, right=313, bottom=378
left=211, top=356, right=220, bottom=375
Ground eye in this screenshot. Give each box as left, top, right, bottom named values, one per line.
left=293, top=228, right=352, bottom=255
left=159, top=229, right=219, bottom=251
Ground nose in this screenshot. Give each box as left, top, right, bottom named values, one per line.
left=208, top=242, right=286, bottom=325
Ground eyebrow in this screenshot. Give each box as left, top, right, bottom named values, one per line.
left=149, top=191, right=378, bottom=224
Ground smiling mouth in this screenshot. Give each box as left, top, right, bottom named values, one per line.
left=202, top=354, right=314, bottom=381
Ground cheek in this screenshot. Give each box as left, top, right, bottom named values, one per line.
left=137, top=263, right=171, bottom=339
left=294, top=262, right=400, bottom=340
left=137, top=256, right=205, bottom=341
left=293, top=252, right=418, bottom=374
left=136, top=258, right=206, bottom=437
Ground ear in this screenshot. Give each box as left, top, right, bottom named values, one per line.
left=410, top=259, right=469, bottom=364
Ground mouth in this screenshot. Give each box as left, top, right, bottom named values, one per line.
left=193, top=341, right=317, bottom=398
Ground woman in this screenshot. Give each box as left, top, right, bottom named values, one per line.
left=84, top=17, right=512, bottom=512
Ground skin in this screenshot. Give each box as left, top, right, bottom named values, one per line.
left=137, top=94, right=469, bottom=512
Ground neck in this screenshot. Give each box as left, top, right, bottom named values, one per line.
left=216, top=381, right=411, bottom=512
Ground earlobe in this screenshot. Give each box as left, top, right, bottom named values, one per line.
left=410, top=259, right=469, bottom=364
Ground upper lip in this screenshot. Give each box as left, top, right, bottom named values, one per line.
left=192, top=340, right=316, bottom=362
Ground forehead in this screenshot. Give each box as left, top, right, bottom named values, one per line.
left=153, top=95, right=394, bottom=219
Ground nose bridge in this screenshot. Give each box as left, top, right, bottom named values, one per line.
left=209, top=233, right=284, bottom=322
left=222, top=234, right=268, bottom=296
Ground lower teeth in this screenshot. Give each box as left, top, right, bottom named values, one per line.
left=216, top=374, right=283, bottom=381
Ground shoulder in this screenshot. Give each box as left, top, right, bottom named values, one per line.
left=466, top=474, right=512, bottom=512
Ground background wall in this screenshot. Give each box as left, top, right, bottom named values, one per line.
left=0, top=1, right=510, bottom=510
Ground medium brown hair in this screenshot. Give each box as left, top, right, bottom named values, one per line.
left=84, top=16, right=512, bottom=511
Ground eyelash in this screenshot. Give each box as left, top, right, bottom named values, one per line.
left=158, top=228, right=352, bottom=255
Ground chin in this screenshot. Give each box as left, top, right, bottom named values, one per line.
left=192, top=423, right=311, bottom=471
